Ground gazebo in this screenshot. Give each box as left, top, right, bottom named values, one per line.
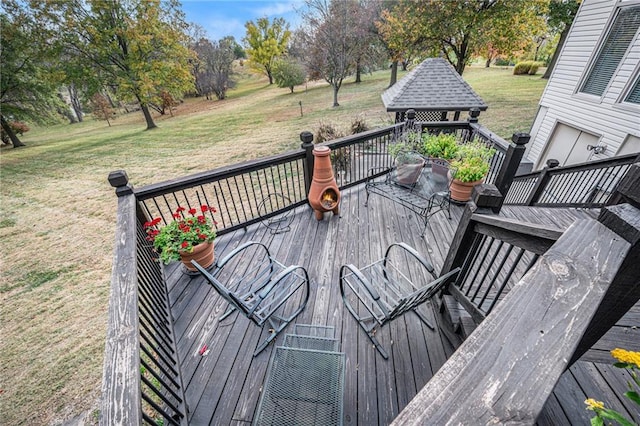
left=382, top=58, right=488, bottom=123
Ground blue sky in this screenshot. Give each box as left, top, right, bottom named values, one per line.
left=181, top=0, right=305, bottom=43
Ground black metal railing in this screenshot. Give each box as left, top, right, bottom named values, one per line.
left=448, top=214, right=562, bottom=324
left=505, top=153, right=639, bottom=207
left=136, top=214, right=188, bottom=425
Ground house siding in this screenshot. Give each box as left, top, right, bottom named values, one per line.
left=528, top=0, right=640, bottom=169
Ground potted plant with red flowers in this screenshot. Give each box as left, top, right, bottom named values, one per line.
left=144, top=205, right=217, bottom=271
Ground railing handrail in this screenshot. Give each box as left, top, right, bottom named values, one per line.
left=135, top=149, right=307, bottom=201
left=101, top=185, right=142, bottom=425
left=514, top=152, right=638, bottom=180
left=469, top=122, right=511, bottom=152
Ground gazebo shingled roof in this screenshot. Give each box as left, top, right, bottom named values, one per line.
left=382, top=58, right=488, bottom=122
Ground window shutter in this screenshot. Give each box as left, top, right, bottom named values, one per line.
left=625, top=75, right=640, bottom=104
left=580, top=5, right=640, bottom=97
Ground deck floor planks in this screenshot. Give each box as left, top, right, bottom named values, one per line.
left=164, top=187, right=637, bottom=425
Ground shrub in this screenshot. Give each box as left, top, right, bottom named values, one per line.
left=350, top=114, right=369, bottom=134
left=315, top=121, right=344, bottom=144
left=273, top=57, right=306, bottom=93
left=528, top=62, right=540, bottom=75
left=513, top=61, right=533, bottom=75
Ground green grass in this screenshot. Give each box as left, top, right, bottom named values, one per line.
left=0, top=64, right=546, bottom=425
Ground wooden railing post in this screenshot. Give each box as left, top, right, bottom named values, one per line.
left=467, top=108, right=480, bottom=124
left=440, top=184, right=503, bottom=276
left=493, top=133, right=530, bottom=212
left=569, top=178, right=640, bottom=364
left=300, top=131, right=314, bottom=197
left=102, top=170, right=142, bottom=425
left=524, top=159, right=559, bottom=205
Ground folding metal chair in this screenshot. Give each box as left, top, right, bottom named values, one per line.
left=192, top=241, right=310, bottom=356
left=339, top=242, right=460, bottom=359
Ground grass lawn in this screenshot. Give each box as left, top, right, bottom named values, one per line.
left=0, top=65, right=547, bottom=424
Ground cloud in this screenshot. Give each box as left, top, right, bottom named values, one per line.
left=253, top=1, right=300, bottom=17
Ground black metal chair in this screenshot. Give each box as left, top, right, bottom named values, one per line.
left=339, top=242, right=460, bottom=359
left=192, top=241, right=310, bottom=356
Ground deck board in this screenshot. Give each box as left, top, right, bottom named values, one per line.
left=163, top=186, right=639, bottom=425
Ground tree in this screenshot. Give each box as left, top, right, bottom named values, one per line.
left=90, top=93, right=115, bottom=126
left=192, top=37, right=236, bottom=100
left=273, top=57, right=306, bottom=93
left=380, top=0, right=548, bottom=75
left=36, top=0, right=195, bottom=130
left=483, top=1, right=548, bottom=67
left=375, top=1, right=433, bottom=86
left=243, top=17, right=291, bottom=84
left=542, top=0, right=580, bottom=79
left=302, top=0, right=361, bottom=107
left=0, top=1, right=66, bottom=147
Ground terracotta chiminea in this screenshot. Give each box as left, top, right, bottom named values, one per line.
left=308, top=146, right=340, bottom=220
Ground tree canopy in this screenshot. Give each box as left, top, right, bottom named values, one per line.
left=302, top=0, right=363, bottom=107
left=378, top=0, right=549, bottom=75
left=0, top=0, right=66, bottom=146
left=36, top=0, right=195, bottom=130
left=243, top=17, right=291, bottom=84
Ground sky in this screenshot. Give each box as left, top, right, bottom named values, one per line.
left=180, top=0, right=305, bottom=43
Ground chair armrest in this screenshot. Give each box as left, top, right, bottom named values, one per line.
left=384, top=242, right=436, bottom=279
left=215, top=241, right=273, bottom=271
left=339, top=264, right=390, bottom=318
left=191, top=260, right=234, bottom=301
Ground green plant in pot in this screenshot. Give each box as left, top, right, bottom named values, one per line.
left=388, top=142, right=425, bottom=185
left=449, top=141, right=496, bottom=202
left=421, top=132, right=460, bottom=161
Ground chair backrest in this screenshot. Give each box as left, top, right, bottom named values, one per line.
left=424, top=157, right=456, bottom=192
left=387, top=268, right=460, bottom=321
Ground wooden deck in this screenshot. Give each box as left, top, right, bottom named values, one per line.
left=164, top=186, right=640, bottom=425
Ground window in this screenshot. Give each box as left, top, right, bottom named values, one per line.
left=624, top=74, right=640, bottom=104
left=580, top=5, right=640, bottom=97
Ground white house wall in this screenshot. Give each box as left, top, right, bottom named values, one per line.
left=528, top=0, right=640, bottom=170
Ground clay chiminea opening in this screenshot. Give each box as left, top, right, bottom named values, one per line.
left=308, top=146, right=340, bottom=221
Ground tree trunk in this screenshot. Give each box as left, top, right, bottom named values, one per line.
left=267, top=71, right=273, bottom=84
left=485, top=57, right=491, bottom=68
left=140, top=103, right=157, bottom=130
left=389, top=60, right=398, bottom=88
left=543, top=26, right=570, bottom=79
left=332, top=84, right=340, bottom=107
left=68, top=84, right=83, bottom=122
left=355, top=59, right=362, bottom=83
left=1, top=115, right=25, bottom=147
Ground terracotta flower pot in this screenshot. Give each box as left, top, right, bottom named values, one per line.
left=179, top=241, right=215, bottom=272
left=450, top=178, right=484, bottom=202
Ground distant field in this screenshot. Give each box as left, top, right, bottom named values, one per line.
left=0, top=65, right=547, bottom=424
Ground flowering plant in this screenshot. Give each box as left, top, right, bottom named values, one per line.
left=585, top=348, right=640, bottom=426
left=143, top=205, right=217, bottom=264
